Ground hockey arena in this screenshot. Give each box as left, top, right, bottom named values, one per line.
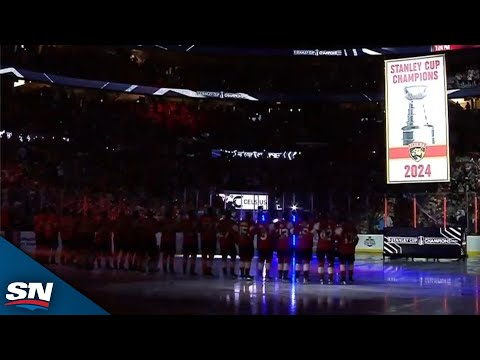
left=1, top=45, right=480, bottom=315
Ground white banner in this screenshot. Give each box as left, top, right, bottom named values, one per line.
left=356, top=234, right=383, bottom=252
left=467, top=236, right=480, bottom=254
left=385, top=54, right=450, bottom=184
left=218, top=193, right=268, bottom=210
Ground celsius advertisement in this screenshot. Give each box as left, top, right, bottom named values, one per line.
left=218, top=193, right=269, bottom=210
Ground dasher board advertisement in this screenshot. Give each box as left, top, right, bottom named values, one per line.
left=385, top=54, right=450, bottom=184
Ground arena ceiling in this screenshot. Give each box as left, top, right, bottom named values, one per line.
left=2, top=66, right=480, bottom=103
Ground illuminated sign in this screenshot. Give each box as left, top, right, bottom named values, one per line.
left=385, top=54, right=450, bottom=184
left=212, top=149, right=300, bottom=160
left=218, top=193, right=269, bottom=211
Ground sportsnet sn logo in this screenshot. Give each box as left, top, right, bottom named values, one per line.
left=4, top=282, right=54, bottom=311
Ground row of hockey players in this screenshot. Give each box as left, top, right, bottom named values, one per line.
left=32, top=207, right=358, bottom=284
left=209, top=210, right=358, bottom=284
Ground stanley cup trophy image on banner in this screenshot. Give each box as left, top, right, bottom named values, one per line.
left=385, top=54, right=450, bottom=184
left=402, top=85, right=434, bottom=146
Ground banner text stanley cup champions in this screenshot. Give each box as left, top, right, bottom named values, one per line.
left=384, top=54, right=450, bottom=184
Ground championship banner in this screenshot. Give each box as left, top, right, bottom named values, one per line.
left=384, top=54, right=450, bottom=184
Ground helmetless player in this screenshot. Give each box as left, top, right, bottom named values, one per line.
left=238, top=212, right=255, bottom=280
left=275, top=212, right=293, bottom=281
left=256, top=218, right=275, bottom=280
left=200, top=208, right=217, bottom=276
left=217, top=210, right=238, bottom=278
left=337, top=219, right=359, bottom=284
left=294, top=213, right=314, bottom=283
left=160, top=209, right=178, bottom=274
left=316, top=214, right=337, bottom=284
left=182, top=210, right=199, bottom=275
left=144, top=211, right=160, bottom=273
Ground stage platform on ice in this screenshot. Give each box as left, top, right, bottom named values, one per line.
left=382, top=226, right=467, bottom=261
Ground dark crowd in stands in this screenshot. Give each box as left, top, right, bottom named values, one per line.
left=1, top=45, right=480, bottom=241
left=2, top=82, right=479, bottom=236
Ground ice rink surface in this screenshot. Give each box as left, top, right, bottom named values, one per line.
left=48, top=255, right=480, bottom=315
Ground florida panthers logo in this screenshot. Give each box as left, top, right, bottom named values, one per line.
left=408, top=142, right=426, bottom=162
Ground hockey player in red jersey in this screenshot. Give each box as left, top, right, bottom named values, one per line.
left=144, top=211, right=160, bottom=273
left=200, top=207, right=217, bottom=276
left=182, top=210, right=199, bottom=275
left=238, top=212, right=255, bottom=280
left=160, top=208, right=179, bottom=274
left=94, top=211, right=113, bottom=270
left=274, top=212, right=293, bottom=281
left=217, top=210, right=239, bottom=278
left=336, top=219, right=359, bottom=284
left=316, top=214, right=337, bottom=284
left=294, top=213, right=314, bottom=283
left=258, top=221, right=275, bottom=280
